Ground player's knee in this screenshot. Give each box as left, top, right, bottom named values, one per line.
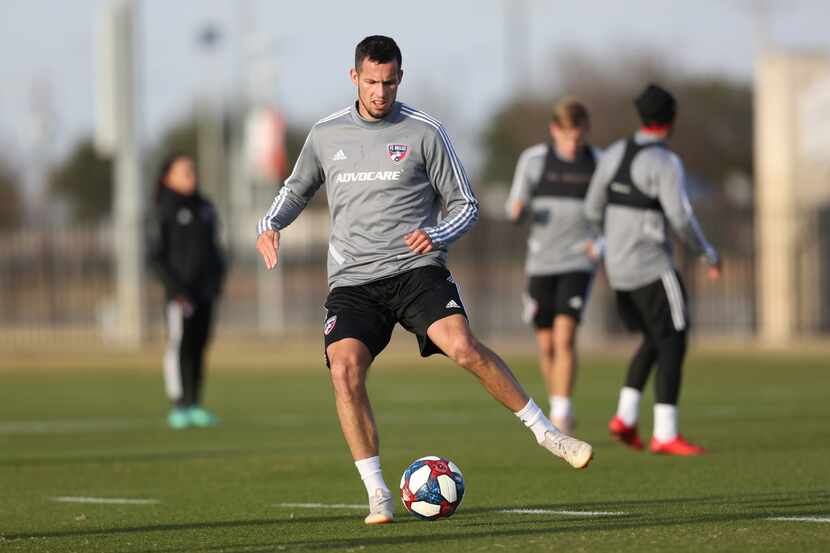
left=538, top=339, right=555, bottom=358
left=659, top=329, right=686, bottom=347
left=445, top=335, right=484, bottom=368
left=552, top=318, right=576, bottom=351
left=552, top=330, right=575, bottom=352
left=329, top=355, right=366, bottom=400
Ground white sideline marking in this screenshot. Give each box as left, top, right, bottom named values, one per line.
left=51, top=496, right=160, bottom=505
left=274, top=502, right=366, bottom=510
left=768, top=516, right=830, bottom=523
left=499, top=509, right=626, bottom=516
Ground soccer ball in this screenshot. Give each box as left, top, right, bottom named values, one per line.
left=399, top=456, right=465, bottom=520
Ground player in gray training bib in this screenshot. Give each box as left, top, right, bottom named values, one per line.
left=256, top=35, right=594, bottom=526
left=506, top=98, right=602, bottom=434
left=584, top=83, right=721, bottom=456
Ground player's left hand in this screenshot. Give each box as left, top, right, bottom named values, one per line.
left=707, top=264, right=722, bottom=281
left=404, top=229, right=434, bottom=255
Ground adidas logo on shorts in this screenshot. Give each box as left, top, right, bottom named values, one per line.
left=446, top=300, right=461, bottom=309
left=324, top=315, right=337, bottom=335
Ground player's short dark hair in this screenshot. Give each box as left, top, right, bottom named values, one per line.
left=355, top=35, right=402, bottom=70
left=155, top=152, right=194, bottom=203
left=634, top=83, right=676, bottom=126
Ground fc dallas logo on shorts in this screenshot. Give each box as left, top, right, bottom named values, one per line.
left=324, top=315, right=337, bottom=336
left=386, top=143, right=409, bottom=162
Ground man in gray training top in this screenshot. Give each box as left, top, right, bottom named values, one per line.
left=256, top=35, right=593, bottom=526
left=584, top=83, right=721, bottom=456
left=507, top=97, right=602, bottom=434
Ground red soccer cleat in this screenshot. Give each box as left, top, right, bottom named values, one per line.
left=608, top=416, right=644, bottom=450
left=650, top=435, right=706, bottom=456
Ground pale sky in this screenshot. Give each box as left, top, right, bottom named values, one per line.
left=0, top=0, right=828, bottom=169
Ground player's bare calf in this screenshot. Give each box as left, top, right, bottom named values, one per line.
left=428, top=314, right=594, bottom=469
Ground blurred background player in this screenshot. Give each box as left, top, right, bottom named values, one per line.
left=506, top=98, right=602, bottom=433
left=147, top=154, right=226, bottom=429
left=256, top=35, right=593, bottom=525
left=584, top=84, right=721, bottom=456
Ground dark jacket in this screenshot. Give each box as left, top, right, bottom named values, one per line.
left=147, top=187, right=226, bottom=303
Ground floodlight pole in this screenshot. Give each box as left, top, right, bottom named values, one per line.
left=196, top=25, right=229, bottom=238
left=98, top=0, right=145, bottom=347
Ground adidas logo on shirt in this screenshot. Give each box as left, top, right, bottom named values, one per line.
left=446, top=300, right=461, bottom=309
left=332, top=149, right=347, bottom=161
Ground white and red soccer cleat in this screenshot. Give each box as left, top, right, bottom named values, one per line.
left=608, top=416, right=644, bottom=451
left=650, top=435, right=705, bottom=456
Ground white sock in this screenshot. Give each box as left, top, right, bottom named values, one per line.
left=354, top=456, right=389, bottom=498
left=515, top=398, right=557, bottom=443
left=616, top=387, right=641, bottom=427
left=653, top=403, right=678, bottom=442
left=550, top=395, right=572, bottom=421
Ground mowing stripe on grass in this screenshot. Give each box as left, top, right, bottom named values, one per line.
left=274, top=502, right=366, bottom=510
left=767, top=516, right=830, bottom=523
left=50, top=496, right=160, bottom=505
left=499, top=509, right=626, bottom=516
left=0, top=418, right=146, bottom=435
left=272, top=504, right=628, bottom=516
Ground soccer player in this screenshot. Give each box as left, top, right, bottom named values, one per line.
left=256, top=36, right=593, bottom=525
left=584, top=84, right=721, bottom=456
left=506, top=98, right=602, bottom=433
left=147, top=154, right=226, bottom=429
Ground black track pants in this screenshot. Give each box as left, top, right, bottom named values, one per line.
left=164, top=300, right=214, bottom=407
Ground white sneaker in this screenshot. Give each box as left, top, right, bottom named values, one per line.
left=364, top=488, right=394, bottom=525
left=541, top=430, right=593, bottom=469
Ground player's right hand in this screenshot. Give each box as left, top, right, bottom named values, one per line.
left=707, top=263, right=722, bottom=281
left=256, top=229, right=281, bottom=270
left=507, top=200, right=525, bottom=223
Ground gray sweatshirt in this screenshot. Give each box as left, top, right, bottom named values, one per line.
left=257, top=101, right=479, bottom=290
left=507, top=142, right=601, bottom=276
left=584, top=132, right=719, bottom=291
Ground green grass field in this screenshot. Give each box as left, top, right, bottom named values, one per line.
left=0, top=347, right=828, bottom=552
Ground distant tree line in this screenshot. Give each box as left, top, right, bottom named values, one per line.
left=0, top=160, right=23, bottom=229
left=480, top=48, right=753, bottom=193
left=7, top=50, right=753, bottom=228
left=40, top=110, right=307, bottom=225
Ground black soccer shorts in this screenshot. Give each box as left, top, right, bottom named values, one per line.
left=615, top=271, right=689, bottom=341
left=322, top=265, right=468, bottom=364
left=523, top=271, right=593, bottom=328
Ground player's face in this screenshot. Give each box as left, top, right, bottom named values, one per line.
left=350, top=59, right=403, bottom=120
left=165, top=157, right=197, bottom=196
left=550, top=123, right=588, bottom=160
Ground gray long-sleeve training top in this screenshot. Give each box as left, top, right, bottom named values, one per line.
left=584, top=131, right=719, bottom=291
left=507, top=142, right=602, bottom=276
left=257, top=101, right=479, bottom=290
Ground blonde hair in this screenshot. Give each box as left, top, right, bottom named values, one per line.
left=551, top=97, right=590, bottom=129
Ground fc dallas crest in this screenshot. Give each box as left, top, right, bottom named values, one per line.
left=386, top=143, right=409, bottom=162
